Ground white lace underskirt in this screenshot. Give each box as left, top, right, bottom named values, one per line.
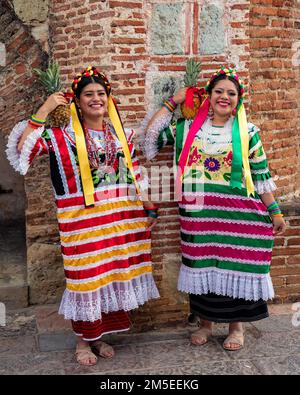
left=177, top=264, right=274, bottom=301
left=58, top=273, right=160, bottom=322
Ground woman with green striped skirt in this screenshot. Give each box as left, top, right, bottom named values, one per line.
left=142, top=66, right=286, bottom=350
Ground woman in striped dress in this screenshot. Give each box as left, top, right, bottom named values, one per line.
left=6, top=66, right=159, bottom=365
left=142, top=66, right=286, bottom=350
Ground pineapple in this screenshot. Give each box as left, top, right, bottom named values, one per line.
left=33, top=62, right=71, bottom=128
left=180, top=59, right=202, bottom=120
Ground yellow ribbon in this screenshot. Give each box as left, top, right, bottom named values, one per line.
left=107, top=96, right=140, bottom=195
left=70, top=102, right=95, bottom=206
left=237, top=103, right=255, bottom=196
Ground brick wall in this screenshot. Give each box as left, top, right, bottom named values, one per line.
left=249, top=0, right=300, bottom=304
left=249, top=0, right=300, bottom=199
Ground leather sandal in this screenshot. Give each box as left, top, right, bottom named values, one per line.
left=91, top=340, right=115, bottom=358
left=75, top=347, right=98, bottom=366
left=223, top=330, right=244, bottom=351
left=191, top=326, right=212, bottom=346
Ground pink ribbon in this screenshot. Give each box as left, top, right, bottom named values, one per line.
left=175, top=98, right=210, bottom=200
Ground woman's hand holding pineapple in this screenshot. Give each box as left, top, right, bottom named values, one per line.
left=17, top=92, right=69, bottom=152
left=172, top=87, right=188, bottom=105
left=36, top=92, right=68, bottom=120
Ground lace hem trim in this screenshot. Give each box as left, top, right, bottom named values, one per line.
left=58, top=273, right=160, bottom=322
left=177, top=265, right=274, bottom=301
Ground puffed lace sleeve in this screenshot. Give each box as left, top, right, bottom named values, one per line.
left=139, top=111, right=175, bottom=160
left=6, top=120, right=48, bottom=175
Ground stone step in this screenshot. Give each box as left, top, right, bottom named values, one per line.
left=0, top=284, right=28, bottom=309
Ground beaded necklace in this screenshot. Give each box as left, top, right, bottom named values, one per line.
left=83, top=121, right=117, bottom=175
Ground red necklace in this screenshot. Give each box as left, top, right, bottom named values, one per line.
left=83, top=121, right=117, bottom=173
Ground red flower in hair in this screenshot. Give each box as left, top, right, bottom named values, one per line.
left=85, top=72, right=91, bottom=77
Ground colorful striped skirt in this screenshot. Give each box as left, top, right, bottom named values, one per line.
left=177, top=184, right=275, bottom=301
left=57, top=187, right=160, bottom=322
left=72, top=310, right=131, bottom=341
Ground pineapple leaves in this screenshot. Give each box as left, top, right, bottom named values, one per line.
left=33, top=62, right=62, bottom=94
left=184, top=59, right=201, bottom=87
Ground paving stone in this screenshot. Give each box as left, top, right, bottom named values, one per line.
left=38, top=331, right=76, bottom=352
left=252, top=355, right=300, bottom=375
left=250, top=315, right=296, bottom=332
left=110, top=360, right=260, bottom=375
left=0, top=352, right=64, bottom=375
left=0, top=335, right=37, bottom=354
left=63, top=344, right=143, bottom=375
left=134, top=338, right=229, bottom=370
left=106, top=326, right=192, bottom=346
left=217, top=330, right=300, bottom=360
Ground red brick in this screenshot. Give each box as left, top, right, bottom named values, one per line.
left=15, top=63, right=26, bottom=74
left=286, top=275, right=300, bottom=285
left=111, top=37, right=144, bottom=44
left=109, top=1, right=143, bottom=9
left=271, top=266, right=300, bottom=276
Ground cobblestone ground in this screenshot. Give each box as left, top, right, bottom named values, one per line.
left=0, top=304, right=299, bottom=375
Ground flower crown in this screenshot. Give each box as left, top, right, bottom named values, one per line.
left=204, top=66, right=245, bottom=98
left=71, top=66, right=111, bottom=94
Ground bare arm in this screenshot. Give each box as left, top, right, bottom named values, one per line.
left=17, top=92, right=68, bottom=152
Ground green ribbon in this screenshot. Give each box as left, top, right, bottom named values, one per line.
left=230, top=100, right=243, bottom=190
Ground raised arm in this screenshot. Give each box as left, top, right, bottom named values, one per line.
left=141, top=88, right=188, bottom=160
left=17, top=92, right=68, bottom=152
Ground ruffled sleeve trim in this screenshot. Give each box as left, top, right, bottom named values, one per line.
left=254, top=178, right=277, bottom=194
left=5, top=121, right=45, bottom=175
left=19, top=127, right=45, bottom=175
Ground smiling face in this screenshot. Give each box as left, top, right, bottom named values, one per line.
left=210, top=78, right=239, bottom=121
left=78, top=82, right=108, bottom=120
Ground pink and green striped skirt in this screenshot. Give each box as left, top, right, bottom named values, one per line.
left=177, top=184, right=275, bottom=301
